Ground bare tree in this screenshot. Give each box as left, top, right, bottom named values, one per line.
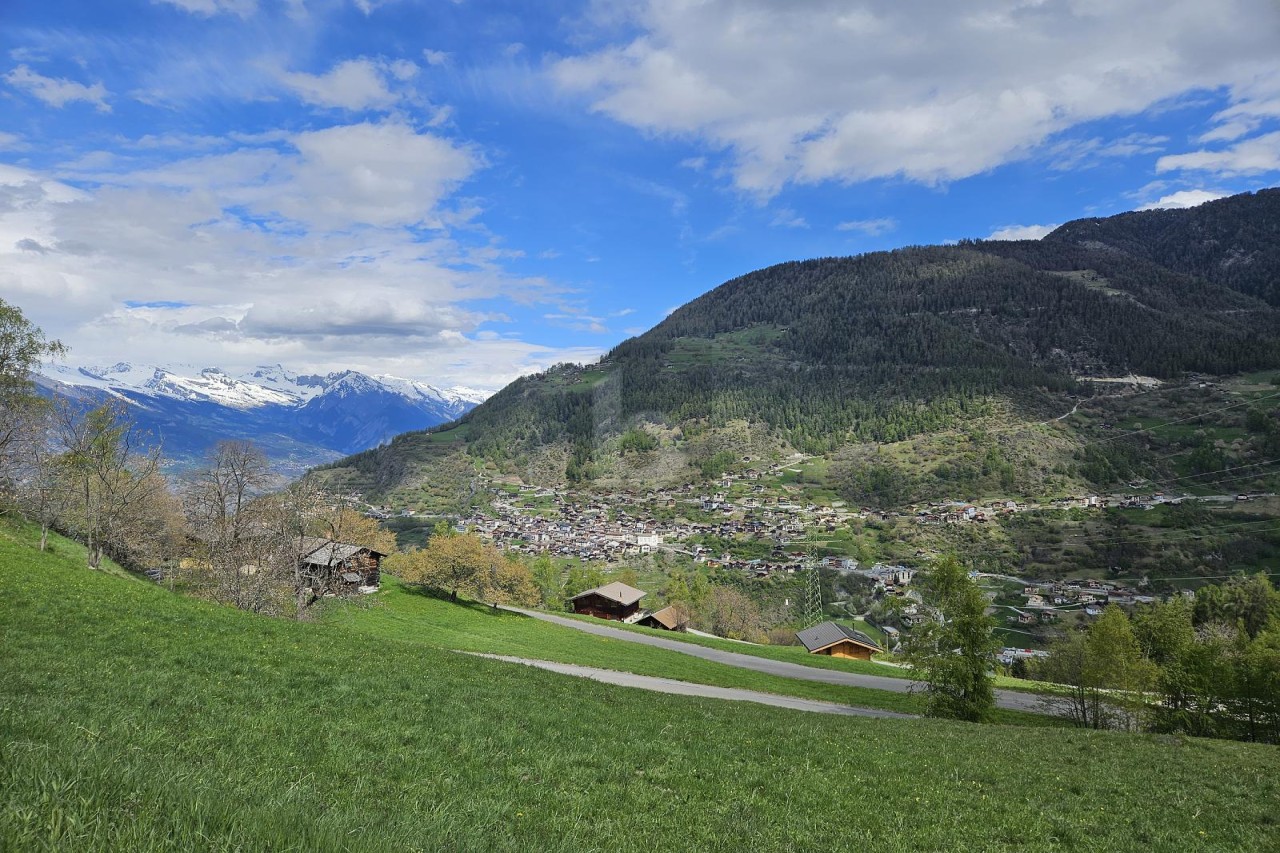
left=55, top=401, right=174, bottom=569
left=183, top=440, right=285, bottom=611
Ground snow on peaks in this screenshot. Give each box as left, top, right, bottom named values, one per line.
left=39, top=361, right=489, bottom=411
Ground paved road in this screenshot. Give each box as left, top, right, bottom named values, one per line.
left=504, top=607, right=1054, bottom=715
left=466, top=653, right=917, bottom=719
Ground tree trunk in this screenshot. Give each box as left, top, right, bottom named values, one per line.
left=39, top=523, right=48, bottom=552
left=450, top=589, right=458, bottom=603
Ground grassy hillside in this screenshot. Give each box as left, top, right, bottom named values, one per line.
left=3, top=519, right=1279, bottom=851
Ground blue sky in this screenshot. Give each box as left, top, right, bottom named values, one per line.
left=2, top=0, right=1279, bottom=390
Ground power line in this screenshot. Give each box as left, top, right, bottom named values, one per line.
left=1091, top=389, right=1280, bottom=446
left=1137, top=457, right=1280, bottom=487
left=1053, top=518, right=1280, bottom=548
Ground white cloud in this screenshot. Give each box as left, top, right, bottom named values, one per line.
left=552, top=0, right=1280, bottom=195
left=153, top=0, right=258, bottom=16
left=4, top=64, right=111, bottom=111
left=769, top=207, right=807, bottom=228
left=1137, top=189, right=1227, bottom=210
left=0, top=122, right=573, bottom=391
left=422, top=49, right=450, bottom=67
left=836, top=217, right=896, bottom=236
left=279, top=59, right=399, bottom=111
left=1156, top=131, right=1280, bottom=176
left=986, top=223, right=1058, bottom=241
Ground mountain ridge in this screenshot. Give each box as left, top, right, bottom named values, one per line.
left=36, top=361, right=487, bottom=473
left=317, top=188, right=1280, bottom=504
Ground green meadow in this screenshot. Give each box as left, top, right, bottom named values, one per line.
left=3, top=519, right=1279, bottom=851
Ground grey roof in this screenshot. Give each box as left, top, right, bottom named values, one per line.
left=340, top=571, right=362, bottom=583
left=300, top=537, right=386, bottom=567
left=796, top=621, right=884, bottom=654
left=569, top=581, right=646, bottom=606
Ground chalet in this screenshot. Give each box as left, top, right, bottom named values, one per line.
left=299, top=538, right=384, bottom=592
left=570, top=582, right=647, bottom=622
left=638, top=606, right=687, bottom=631
left=796, top=621, right=884, bottom=661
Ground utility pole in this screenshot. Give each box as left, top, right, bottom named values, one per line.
left=802, top=553, right=824, bottom=627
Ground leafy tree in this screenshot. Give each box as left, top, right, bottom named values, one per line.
left=563, top=564, right=605, bottom=599
left=390, top=533, right=537, bottom=606
left=310, top=504, right=397, bottom=556
left=905, top=555, right=999, bottom=722
left=1042, top=606, right=1157, bottom=731
left=529, top=554, right=563, bottom=609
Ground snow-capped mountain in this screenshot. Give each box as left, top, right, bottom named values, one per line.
left=35, top=362, right=488, bottom=472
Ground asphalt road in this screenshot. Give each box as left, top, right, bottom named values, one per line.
left=504, top=607, right=1055, bottom=715
left=466, top=652, right=917, bottom=719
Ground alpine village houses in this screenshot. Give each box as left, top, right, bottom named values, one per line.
left=569, top=583, right=687, bottom=631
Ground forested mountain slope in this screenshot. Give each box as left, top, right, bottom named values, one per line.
left=322, top=189, right=1280, bottom=498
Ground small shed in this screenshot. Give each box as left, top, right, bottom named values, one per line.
left=300, top=538, right=385, bottom=590
left=796, top=621, right=884, bottom=661
left=570, top=582, right=646, bottom=621
left=638, top=605, right=687, bottom=631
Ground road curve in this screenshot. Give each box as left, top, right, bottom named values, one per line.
left=465, top=652, right=917, bottom=719
left=503, top=606, right=1053, bottom=715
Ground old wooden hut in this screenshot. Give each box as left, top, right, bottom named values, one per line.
left=637, top=605, right=687, bottom=631
left=299, top=537, right=385, bottom=592
left=570, top=582, right=646, bottom=622
left=796, top=621, right=884, bottom=661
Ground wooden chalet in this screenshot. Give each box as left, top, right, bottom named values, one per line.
left=796, top=621, right=884, bottom=661
left=570, top=582, right=646, bottom=622
left=637, top=605, right=687, bottom=632
left=299, top=537, right=385, bottom=591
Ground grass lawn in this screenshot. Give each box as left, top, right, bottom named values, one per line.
left=4, top=519, right=1279, bottom=851
left=328, top=581, right=942, bottom=719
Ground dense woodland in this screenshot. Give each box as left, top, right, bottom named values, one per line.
left=333, top=190, right=1280, bottom=488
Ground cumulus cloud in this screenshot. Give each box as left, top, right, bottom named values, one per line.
left=1137, top=189, right=1227, bottom=210
left=551, top=0, right=1280, bottom=195
left=1156, top=131, right=1280, bottom=176
left=4, top=65, right=111, bottom=111
left=0, top=122, right=574, bottom=390
left=279, top=58, right=403, bottom=111
left=986, top=223, right=1058, bottom=241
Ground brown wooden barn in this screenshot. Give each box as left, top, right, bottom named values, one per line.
left=638, top=605, right=687, bottom=631
left=796, top=621, right=884, bottom=661
left=299, top=537, right=384, bottom=592
left=570, top=582, right=646, bottom=621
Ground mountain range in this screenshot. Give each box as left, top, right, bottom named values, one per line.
left=319, top=187, right=1280, bottom=506
left=36, top=362, right=486, bottom=474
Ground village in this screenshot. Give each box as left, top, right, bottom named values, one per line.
left=345, top=453, right=1253, bottom=653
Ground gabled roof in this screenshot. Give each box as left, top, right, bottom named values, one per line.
left=569, top=581, right=646, bottom=606
left=796, top=621, right=884, bottom=654
left=642, top=605, right=684, bottom=630
left=300, top=537, right=386, bottom=567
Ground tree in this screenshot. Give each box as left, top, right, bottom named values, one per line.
left=389, top=533, right=537, bottom=606
left=184, top=440, right=284, bottom=612
left=55, top=402, right=177, bottom=569
left=699, top=585, right=766, bottom=642
left=905, top=555, right=998, bottom=722
left=0, top=299, right=64, bottom=499
left=1041, top=606, right=1157, bottom=731
left=529, top=554, right=564, bottom=609
left=310, top=504, right=397, bottom=556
